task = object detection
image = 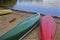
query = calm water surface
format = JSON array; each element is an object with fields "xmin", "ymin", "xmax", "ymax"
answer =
[
  {"xmin": 12, "ymin": 0, "xmax": 60, "ymax": 17},
  {"xmin": 0, "ymin": 0, "xmax": 60, "ymax": 17}
]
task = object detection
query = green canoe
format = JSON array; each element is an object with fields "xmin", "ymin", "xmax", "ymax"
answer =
[{"xmin": 0, "ymin": 14, "xmax": 40, "ymax": 40}]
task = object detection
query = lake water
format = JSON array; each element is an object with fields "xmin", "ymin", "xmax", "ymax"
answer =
[{"xmin": 0, "ymin": 0, "xmax": 60, "ymax": 17}]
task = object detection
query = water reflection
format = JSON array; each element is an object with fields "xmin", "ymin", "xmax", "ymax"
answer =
[
  {"xmin": 0, "ymin": 0, "xmax": 60, "ymax": 17},
  {"xmin": 12, "ymin": 0, "xmax": 60, "ymax": 17}
]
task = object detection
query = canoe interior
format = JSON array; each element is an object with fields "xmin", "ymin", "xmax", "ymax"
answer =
[{"xmin": 0, "ymin": 9, "xmax": 35, "ymax": 37}]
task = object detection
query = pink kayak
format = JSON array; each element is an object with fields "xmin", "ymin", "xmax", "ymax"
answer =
[{"xmin": 40, "ymin": 14, "xmax": 56, "ymax": 40}]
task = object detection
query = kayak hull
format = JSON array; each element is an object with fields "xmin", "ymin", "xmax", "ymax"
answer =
[{"xmin": 40, "ymin": 14, "xmax": 56, "ymax": 40}]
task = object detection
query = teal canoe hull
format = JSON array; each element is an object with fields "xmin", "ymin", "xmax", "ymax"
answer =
[{"xmin": 0, "ymin": 14, "xmax": 40, "ymax": 40}]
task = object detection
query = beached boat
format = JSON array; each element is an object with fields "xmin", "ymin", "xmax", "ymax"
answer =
[
  {"xmin": 0, "ymin": 10, "xmax": 12, "ymax": 15},
  {"xmin": 40, "ymin": 14, "xmax": 56, "ymax": 40},
  {"xmin": 0, "ymin": 14, "xmax": 40, "ymax": 40}
]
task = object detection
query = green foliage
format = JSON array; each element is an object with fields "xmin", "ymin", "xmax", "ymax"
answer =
[{"xmin": 0, "ymin": 0, "xmax": 17, "ymax": 7}]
